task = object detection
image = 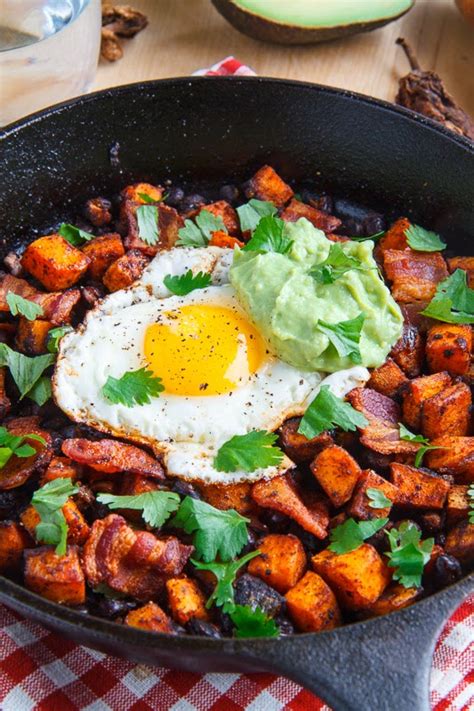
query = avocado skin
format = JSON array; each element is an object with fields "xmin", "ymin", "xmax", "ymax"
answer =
[{"xmin": 212, "ymin": 0, "xmax": 414, "ymax": 45}]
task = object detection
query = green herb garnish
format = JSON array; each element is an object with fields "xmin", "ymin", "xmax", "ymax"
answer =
[
  {"xmin": 367, "ymin": 488, "xmax": 392, "ymax": 510},
  {"xmin": 328, "ymin": 517, "xmax": 389, "ymax": 554},
  {"xmin": 236, "ymin": 199, "xmax": 277, "ymax": 233},
  {"xmin": 468, "ymin": 484, "xmax": 474, "ymax": 524},
  {"xmin": 31, "ymin": 478, "xmax": 79, "ymax": 556},
  {"xmin": 243, "ymin": 216, "xmax": 292, "ymax": 254},
  {"xmin": 214, "ymin": 430, "xmax": 284, "ymax": 474},
  {"xmin": 27, "ymin": 376, "xmax": 52, "ymax": 407},
  {"xmin": 0, "ymin": 426, "xmax": 46, "ymax": 469},
  {"xmin": 137, "ymin": 192, "xmax": 161, "ymax": 204},
  {"xmin": 298, "ymin": 385, "xmax": 368, "ymax": 439},
  {"xmin": 6, "ymin": 293, "xmax": 43, "ymax": 321},
  {"xmin": 385, "ymin": 521, "xmax": 434, "ymax": 588},
  {"xmin": 421, "ymin": 270, "xmax": 474, "ymax": 324},
  {"xmin": 230, "ymin": 605, "xmax": 279, "ymax": 638},
  {"xmin": 163, "ymin": 270, "xmax": 212, "ymax": 296},
  {"xmin": 399, "ymin": 423, "xmax": 443, "ymax": 467},
  {"xmin": 191, "ymin": 550, "xmax": 261, "ymax": 613},
  {"xmin": 350, "ymin": 231, "xmax": 385, "ymax": 243},
  {"xmin": 404, "ymin": 224, "xmax": 446, "ymax": 252},
  {"xmin": 317, "ymin": 313, "xmax": 365, "ymax": 365},
  {"xmin": 47, "ymin": 325, "xmax": 73, "ymax": 354},
  {"xmin": 136, "ymin": 205, "xmax": 160, "ymax": 246},
  {"xmin": 310, "ymin": 244, "xmax": 366, "ymax": 284},
  {"xmin": 59, "ymin": 223, "xmax": 95, "ymax": 246},
  {"xmin": 0, "ymin": 344, "xmax": 54, "ymax": 401},
  {"xmin": 177, "ymin": 211, "xmax": 227, "ymax": 247},
  {"xmin": 102, "ymin": 367, "xmax": 164, "ymax": 407},
  {"xmin": 96, "ymin": 491, "xmax": 180, "ymax": 528}
]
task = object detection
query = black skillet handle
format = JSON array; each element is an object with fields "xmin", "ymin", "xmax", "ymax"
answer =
[{"xmin": 239, "ymin": 578, "xmax": 473, "ymax": 711}]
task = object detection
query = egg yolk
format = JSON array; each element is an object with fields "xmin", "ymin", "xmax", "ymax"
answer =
[{"xmin": 144, "ymin": 304, "xmax": 266, "ymax": 396}]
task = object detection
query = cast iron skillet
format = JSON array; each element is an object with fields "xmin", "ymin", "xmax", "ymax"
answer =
[{"xmin": 0, "ymin": 78, "xmax": 473, "ymax": 711}]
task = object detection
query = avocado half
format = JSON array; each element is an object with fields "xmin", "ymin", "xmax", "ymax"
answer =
[{"xmin": 212, "ymin": 0, "xmax": 415, "ymax": 45}]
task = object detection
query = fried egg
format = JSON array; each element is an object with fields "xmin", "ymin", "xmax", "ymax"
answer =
[{"xmin": 53, "ymin": 247, "xmax": 369, "ymax": 484}]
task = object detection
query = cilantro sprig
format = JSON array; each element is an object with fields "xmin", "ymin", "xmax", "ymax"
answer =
[
  {"xmin": 385, "ymin": 521, "xmax": 434, "ymax": 588},
  {"xmin": 6, "ymin": 293, "xmax": 43, "ymax": 321},
  {"xmin": 97, "ymin": 491, "xmax": 180, "ymax": 528},
  {"xmin": 171, "ymin": 496, "xmax": 250, "ymax": 562},
  {"xmin": 328, "ymin": 517, "xmax": 388, "ymax": 554},
  {"xmin": 59, "ymin": 223, "xmax": 95, "ymax": 246},
  {"xmin": 298, "ymin": 386, "xmax": 368, "ymax": 439},
  {"xmin": 0, "ymin": 344, "xmax": 54, "ymax": 402},
  {"xmin": 31, "ymin": 477, "xmax": 79, "ymax": 556},
  {"xmin": 137, "ymin": 192, "xmax": 162, "ymax": 204},
  {"xmin": 137, "ymin": 205, "xmax": 160, "ymax": 246},
  {"xmin": 317, "ymin": 313, "xmax": 365, "ymax": 365},
  {"xmin": 350, "ymin": 231, "xmax": 385, "ymax": 243},
  {"xmin": 399, "ymin": 423, "xmax": 443, "ymax": 467},
  {"xmin": 468, "ymin": 484, "xmax": 474, "ymax": 524},
  {"xmin": 0, "ymin": 426, "xmax": 46, "ymax": 469},
  {"xmin": 192, "ymin": 550, "xmax": 261, "ymax": 613},
  {"xmin": 367, "ymin": 488, "xmax": 392, "ymax": 510},
  {"xmin": 243, "ymin": 216, "xmax": 293, "ymax": 255},
  {"xmin": 177, "ymin": 211, "xmax": 227, "ymax": 248},
  {"xmin": 421, "ymin": 270, "xmax": 474, "ymax": 324},
  {"xmin": 310, "ymin": 244, "xmax": 366, "ymax": 284},
  {"xmin": 163, "ymin": 270, "xmax": 211, "ymax": 296},
  {"xmin": 230, "ymin": 605, "xmax": 279, "ymax": 638},
  {"xmin": 214, "ymin": 430, "xmax": 284, "ymax": 474},
  {"xmin": 102, "ymin": 367, "xmax": 164, "ymax": 407},
  {"xmin": 47, "ymin": 325, "xmax": 73, "ymax": 354},
  {"xmin": 404, "ymin": 224, "xmax": 446, "ymax": 252},
  {"xmin": 236, "ymin": 199, "xmax": 277, "ymax": 233}
]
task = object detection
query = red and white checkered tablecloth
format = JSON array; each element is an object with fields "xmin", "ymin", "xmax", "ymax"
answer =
[{"xmin": 1, "ymin": 57, "xmax": 473, "ymax": 711}]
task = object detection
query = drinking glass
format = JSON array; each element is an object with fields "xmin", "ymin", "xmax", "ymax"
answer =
[{"xmin": 0, "ymin": 0, "xmax": 101, "ymax": 126}]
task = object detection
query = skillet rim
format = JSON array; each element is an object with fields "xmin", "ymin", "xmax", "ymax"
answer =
[{"xmin": 0, "ymin": 76, "xmax": 473, "ymax": 648}]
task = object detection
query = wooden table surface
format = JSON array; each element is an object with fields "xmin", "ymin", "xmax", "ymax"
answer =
[{"xmin": 95, "ymin": 0, "xmax": 474, "ymax": 115}]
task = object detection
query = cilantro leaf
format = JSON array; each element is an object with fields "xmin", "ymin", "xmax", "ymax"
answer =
[
  {"xmin": 317, "ymin": 313, "xmax": 365, "ymax": 365},
  {"xmin": 298, "ymin": 385, "xmax": 369, "ymax": 439},
  {"xmin": 0, "ymin": 344, "xmax": 54, "ymax": 400},
  {"xmin": 59, "ymin": 223, "xmax": 95, "ymax": 246},
  {"xmin": 214, "ymin": 430, "xmax": 284, "ymax": 474},
  {"xmin": 0, "ymin": 426, "xmax": 46, "ymax": 469},
  {"xmin": 243, "ymin": 216, "xmax": 293, "ymax": 254},
  {"xmin": 177, "ymin": 219, "xmax": 208, "ymax": 247},
  {"xmin": 102, "ymin": 367, "xmax": 164, "ymax": 407},
  {"xmin": 96, "ymin": 491, "xmax": 180, "ymax": 528},
  {"xmin": 31, "ymin": 477, "xmax": 79, "ymax": 556},
  {"xmin": 405, "ymin": 224, "xmax": 446, "ymax": 252},
  {"xmin": 421, "ymin": 270, "xmax": 474, "ymax": 324},
  {"xmin": 195, "ymin": 211, "xmax": 226, "ymax": 239},
  {"xmin": 170, "ymin": 496, "xmax": 250, "ymax": 562},
  {"xmin": 329, "ymin": 517, "xmax": 388, "ymax": 554},
  {"xmin": 27, "ymin": 376, "xmax": 52, "ymax": 406},
  {"xmin": 398, "ymin": 423, "xmax": 443, "ymax": 467},
  {"xmin": 468, "ymin": 484, "xmax": 474, "ymax": 524},
  {"xmin": 191, "ymin": 550, "xmax": 261, "ymax": 613},
  {"xmin": 236, "ymin": 199, "xmax": 277, "ymax": 233},
  {"xmin": 6, "ymin": 293, "xmax": 43, "ymax": 321},
  {"xmin": 385, "ymin": 521, "xmax": 434, "ymax": 588},
  {"xmin": 164, "ymin": 270, "xmax": 212, "ymax": 296},
  {"xmin": 367, "ymin": 488, "xmax": 392, "ymax": 510},
  {"xmin": 47, "ymin": 325, "xmax": 73, "ymax": 354},
  {"xmin": 137, "ymin": 192, "xmax": 161, "ymax": 204},
  {"xmin": 230, "ymin": 605, "xmax": 279, "ymax": 638},
  {"xmin": 136, "ymin": 205, "xmax": 159, "ymax": 246},
  {"xmin": 310, "ymin": 244, "xmax": 366, "ymax": 284},
  {"xmin": 350, "ymin": 231, "xmax": 385, "ymax": 243}
]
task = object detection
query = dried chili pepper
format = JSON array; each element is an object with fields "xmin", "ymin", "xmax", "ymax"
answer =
[{"xmin": 396, "ymin": 37, "xmax": 474, "ymax": 141}]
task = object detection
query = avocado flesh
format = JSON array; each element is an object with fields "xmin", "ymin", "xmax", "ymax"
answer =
[{"xmin": 212, "ymin": 0, "xmax": 414, "ymax": 44}]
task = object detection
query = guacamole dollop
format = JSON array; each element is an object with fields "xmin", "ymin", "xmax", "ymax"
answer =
[{"xmin": 230, "ymin": 218, "xmax": 403, "ymax": 373}]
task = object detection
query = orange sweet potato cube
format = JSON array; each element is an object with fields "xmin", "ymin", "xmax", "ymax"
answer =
[
  {"xmin": 245, "ymin": 165, "xmax": 294, "ymax": 207},
  {"xmin": 125, "ymin": 602, "xmax": 177, "ymax": 633},
  {"xmin": 447, "ymin": 485, "xmax": 470, "ymax": 526},
  {"xmin": 368, "ymin": 358, "xmax": 408, "ymax": 398},
  {"xmin": 280, "ymin": 199, "xmax": 341, "ymax": 234},
  {"xmin": 82, "ymin": 233, "xmax": 125, "ymax": 280},
  {"xmin": 402, "ymin": 372, "xmax": 451, "ymax": 431},
  {"xmin": 166, "ymin": 576, "xmax": 209, "ymax": 625},
  {"xmin": 15, "ymin": 318, "xmax": 53, "ymax": 355},
  {"xmin": 390, "ymin": 324, "xmax": 424, "ymax": 378},
  {"xmin": 279, "ymin": 417, "xmax": 333, "ymax": 463},
  {"xmin": 376, "ymin": 217, "xmax": 411, "ymax": 256},
  {"xmin": 425, "ymin": 436, "xmax": 474, "ymax": 483},
  {"xmin": 121, "ymin": 182, "xmax": 163, "ymax": 204},
  {"xmin": 247, "ymin": 534, "xmax": 307, "ymax": 593},
  {"xmin": 312, "ymin": 544, "xmax": 391, "ymax": 610},
  {"xmin": 421, "ymin": 381, "xmax": 471, "ymax": 439},
  {"xmin": 24, "ymin": 545, "xmax": 85, "ymax": 605},
  {"xmin": 285, "ymin": 571, "xmax": 341, "ymax": 632},
  {"xmin": 447, "ymin": 257, "xmax": 474, "ymax": 288},
  {"xmin": 358, "ymin": 583, "xmax": 420, "ymax": 618},
  {"xmin": 0, "ymin": 521, "xmax": 32, "ymax": 572},
  {"xmin": 21, "ymin": 500, "xmax": 89, "ymax": 545},
  {"xmin": 40, "ymin": 456, "xmax": 82, "ymax": 485},
  {"xmin": 208, "ymin": 231, "xmax": 244, "ymax": 249},
  {"xmin": 426, "ymin": 324, "xmax": 472, "ymax": 376},
  {"xmin": 201, "ymin": 201, "xmax": 240, "ymax": 235},
  {"xmin": 383, "ymin": 249, "xmax": 448, "ymax": 303},
  {"xmin": 346, "ymin": 469, "xmax": 397, "ymax": 520},
  {"xmin": 103, "ymin": 250, "xmax": 149, "ymax": 292},
  {"xmin": 200, "ymin": 482, "xmax": 257, "ymax": 516},
  {"xmin": 390, "ymin": 463, "xmax": 450, "ymax": 510},
  {"xmin": 310, "ymin": 445, "xmax": 362, "ymax": 508},
  {"xmin": 445, "ymin": 521, "xmax": 474, "ymax": 566},
  {"xmin": 22, "ymin": 235, "xmax": 90, "ymax": 291}
]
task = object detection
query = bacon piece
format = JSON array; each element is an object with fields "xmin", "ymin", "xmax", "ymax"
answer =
[
  {"xmin": 0, "ymin": 273, "xmax": 80, "ymax": 324},
  {"xmin": 280, "ymin": 199, "xmax": 342, "ymax": 234},
  {"xmin": 347, "ymin": 388, "xmax": 419, "ymax": 456},
  {"xmin": 0, "ymin": 417, "xmax": 52, "ymax": 490},
  {"xmin": 201, "ymin": 201, "xmax": 241, "ymax": 236},
  {"xmin": 83, "ymin": 514, "xmax": 193, "ymax": 600},
  {"xmin": 61, "ymin": 438, "xmax": 164, "ymax": 479},
  {"xmin": 383, "ymin": 249, "xmax": 448, "ymax": 302}
]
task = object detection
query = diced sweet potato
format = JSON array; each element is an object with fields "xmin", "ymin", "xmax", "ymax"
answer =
[
  {"xmin": 122, "ymin": 201, "xmax": 183, "ymax": 256},
  {"xmin": 447, "ymin": 485, "xmax": 470, "ymax": 526},
  {"xmin": 279, "ymin": 417, "xmax": 333, "ymax": 463},
  {"xmin": 166, "ymin": 576, "xmax": 209, "ymax": 625},
  {"xmin": 280, "ymin": 199, "xmax": 341, "ymax": 233},
  {"xmin": 21, "ymin": 235, "xmax": 90, "ymax": 291},
  {"xmin": 0, "ymin": 368, "xmax": 11, "ymax": 421},
  {"xmin": 199, "ymin": 482, "xmax": 257, "ymax": 516},
  {"xmin": 40, "ymin": 456, "xmax": 82, "ymax": 485},
  {"xmin": 368, "ymin": 358, "xmax": 408, "ymax": 398},
  {"xmin": 102, "ymin": 250, "xmax": 149, "ymax": 292},
  {"xmin": 201, "ymin": 201, "xmax": 240, "ymax": 236},
  {"xmin": 247, "ymin": 534, "xmax": 306, "ymax": 593},
  {"xmin": 285, "ymin": 571, "xmax": 341, "ymax": 632},
  {"xmin": 375, "ymin": 217, "xmax": 411, "ymax": 257},
  {"xmin": 383, "ymin": 250, "xmax": 448, "ymax": 303},
  {"xmin": 82, "ymin": 233, "xmax": 125, "ymax": 280},
  {"xmin": 312, "ymin": 544, "xmax": 391, "ymax": 610},
  {"xmin": 125, "ymin": 602, "xmax": 177, "ymax": 633},
  {"xmin": 24, "ymin": 545, "xmax": 85, "ymax": 605},
  {"xmin": 252, "ymin": 474, "xmax": 328, "ymax": 539},
  {"xmin": 121, "ymin": 182, "xmax": 164, "ymax": 204},
  {"xmin": 15, "ymin": 318, "xmax": 53, "ymax": 355},
  {"xmin": 390, "ymin": 324, "xmax": 424, "ymax": 378},
  {"xmin": 421, "ymin": 381, "xmax": 471, "ymax": 439},
  {"xmin": 401, "ymin": 372, "xmax": 451, "ymax": 431},
  {"xmin": 118, "ymin": 473, "xmax": 163, "ymax": 522},
  {"xmin": 21, "ymin": 500, "xmax": 90, "ymax": 545},
  {"xmin": 347, "ymin": 469, "xmax": 397, "ymax": 520},
  {"xmin": 62, "ymin": 438, "xmax": 164, "ymax": 478},
  {"xmin": 358, "ymin": 583, "xmax": 420, "ymax": 618},
  {"xmin": 245, "ymin": 165, "xmax": 293, "ymax": 207},
  {"xmin": 425, "ymin": 437, "xmax": 474, "ymax": 483},
  {"xmin": 390, "ymin": 463, "xmax": 450, "ymax": 510},
  {"xmin": 310, "ymin": 445, "xmax": 361, "ymax": 508},
  {"xmin": 0, "ymin": 417, "xmax": 52, "ymax": 490},
  {"xmin": 426, "ymin": 324, "xmax": 472, "ymax": 376},
  {"xmin": 83, "ymin": 196, "xmax": 112, "ymax": 227},
  {"xmin": 447, "ymin": 256, "xmax": 474, "ymax": 288},
  {"xmin": 0, "ymin": 521, "xmax": 32, "ymax": 572},
  {"xmin": 445, "ymin": 520, "xmax": 474, "ymax": 566},
  {"xmin": 208, "ymin": 231, "xmax": 244, "ymax": 249}
]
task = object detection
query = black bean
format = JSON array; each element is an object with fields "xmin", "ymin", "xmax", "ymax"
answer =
[
  {"xmin": 275, "ymin": 615, "xmax": 294, "ymax": 636},
  {"xmin": 92, "ymin": 596, "xmax": 138, "ymax": 620},
  {"xmin": 287, "ymin": 522, "xmax": 322, "ymax": 556},
  {"xmin": 180, "ymin": 194, "xmax": 207, "ymax": 213},
  {"xmin": 186, "ymin": 618, "xmax": 222, "ymax": 639},
  {"xmin": 4, "ymin": 252, "xmax": 23, "ymax": 277},
  {"xmin": 219, "ymin": 185, "xmax": 240, "ymax": 204},
  {"xmin": 431, "ymin": 554, "xmax": 463, "ymax": 590},
  {"xmin": 333, "ymin": 198, "xmax": 385, "ymax": 237},
  {"xmin": 85, "ymin": 500, "xmax": 111, "ymax": 523},
  {"xmin": 300, "ymin": 190, "xmax": 334, "ymax": 214},
  {"xmin": 165, "ymin": 187, "xmax": 185, "ymax": 207},
  {"xmin": 240, "ymin": 528, "xmax": 258, "ymax": 555},
  {"xmin": 234, "ymin": 574, "xmax": 285, "ymax": 618},
  {"xmin": 260, "ymin": 510, "xmax": 290, "ymax": 533},
  {"xmin": 171, "ymin": 479, "xmax": 201, "ymax": 500},
  {"xmin": 0, "ymin": 491, "xmax": 28, "ymax": 520},
  {"xmin": 364, "ymin": 214, "xmax": 385, "ymax": 236},
  {"xmin": 418, "ymin": 511, "xmax": 445, "ymax": 536}
]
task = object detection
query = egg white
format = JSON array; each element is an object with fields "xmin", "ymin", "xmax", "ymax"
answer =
[{"xmin": 53, "ymin": 248, "xmax": 369, "ymax": 484}]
